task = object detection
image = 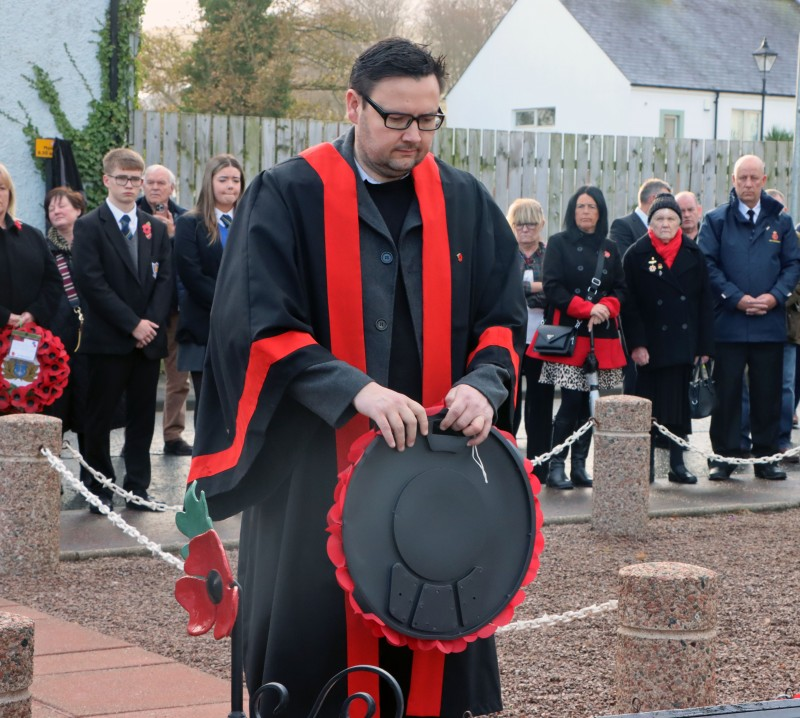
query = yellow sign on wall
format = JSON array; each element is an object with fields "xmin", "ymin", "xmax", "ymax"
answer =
[{"xmin": 35, "ymin": 138, "xmax": 54, "ymax": 159}]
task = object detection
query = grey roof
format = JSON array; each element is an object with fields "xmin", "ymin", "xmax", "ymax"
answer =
[{"xmin": 560, "ymin": 0, "xmax": 800, "ymax": 96}]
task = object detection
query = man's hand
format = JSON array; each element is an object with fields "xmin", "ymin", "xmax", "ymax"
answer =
[
  {"xmin": 587, "ymin": 303, "xmax": 610, "ymax": 329},
  {"xmin": 753, "ymin": 293, "xmax": 777, "ymax": 311},
  {"xmin": 152, "ymin": 208, "xmax": 175, "ymax": 237},
  {"xmin": 439, "ymin": 384, "xmax": 494, "ymax": 447},
  {"xmin": 7, "ymin": 313, "xmax": 20, "ymax": 327},
  {"xmin": 18, "ymin": 311, "xmax": 35, "ymax": 326},
  {"xmin": 132, "ymin": 319, "xmax": 159, "ymax": 347},
  {"xmin": 631, "ymin": 346, "xmax": 649, "ymax": 366},
  {"xmin": 353, "ymin": 382, "xmax": 428, "ymax": 451},
  {"xmin": 736, "ymin": 294, "xmax": 774, "ymax": 315}
]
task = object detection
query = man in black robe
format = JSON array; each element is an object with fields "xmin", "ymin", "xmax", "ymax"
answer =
[{"xmin": 189, "ymin": 38, "xmax": 526, "ymax": 717}]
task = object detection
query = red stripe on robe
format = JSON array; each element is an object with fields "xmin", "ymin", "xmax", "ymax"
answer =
[
  {"xmin": 187, "ymin": 330, "xmax": 316, "ymax": 482},
  {"xmin": 466, "ymin": 326, "xmax": 520, "ymax": 407},
  {"xmin": 302, "ymin": 143, "xmax": 452, "ymax": 717}
]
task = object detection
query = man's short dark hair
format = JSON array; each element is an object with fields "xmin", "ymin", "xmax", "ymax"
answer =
[{"xmin": 349, "ymin": 37, "xmax": 448, "ymax": 97}]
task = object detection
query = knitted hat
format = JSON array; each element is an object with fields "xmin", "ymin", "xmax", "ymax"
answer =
[{"xmin": 648, "ymin": 193, "xmax": 682, "ymax": 223}]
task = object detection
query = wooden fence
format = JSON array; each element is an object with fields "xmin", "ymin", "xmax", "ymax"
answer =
[{"xmin": 130, "ymin": 109, "xmax": 794, "ymax": 228}]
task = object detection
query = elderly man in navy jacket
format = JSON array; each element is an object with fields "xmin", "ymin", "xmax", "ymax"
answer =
[{"xmin": 699, "ymin": 154, "xmax": 800, "ymax": 481}]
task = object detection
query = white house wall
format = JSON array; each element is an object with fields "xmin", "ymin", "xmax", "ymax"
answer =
[
  {"xmin": 446, "ymin": 0, "xmax": 797, "ymax": 141},
  {"xmin": 0, "ymin": 0, "xmax": 107, "ymax": 230},
  {"xmin": 446, "ymin": 0, "xmax": 631, "ymax": 133}
]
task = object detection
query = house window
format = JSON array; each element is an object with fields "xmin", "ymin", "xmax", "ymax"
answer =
[
  {"xmin": 660, "ymin": 111, "xmax": 684, "ymax": 139},
  {"xmin": 731, "ymin": 109, "xmax": 761, "ymax": 141},
  {"xmin": 514, "ymin": 107, "xmax": 555, "ymax": 128}
]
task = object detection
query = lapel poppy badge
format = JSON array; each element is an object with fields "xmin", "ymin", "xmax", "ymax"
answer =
[
  {"xmin": 604, "ymin": 250, "xmax": 611, "ymax": 258},
  {"xmin": 13, "ymin": 219, "xmax": 22, "ymax": 230},
  {"xmin": 456, "ymin": 252, "xmax": 463, "ymax": 262},
  {"xmin": 142, "ymin": 222, "xmax": 152, "ymax": 240}
]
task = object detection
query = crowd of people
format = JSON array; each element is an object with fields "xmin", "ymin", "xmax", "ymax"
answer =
[
  {"xmin": 0, "ymin": 150, "xmax": 239, "ymax": 513},
  {"xmin": 4, "ymin": 36, "xmax": 800, "ymax": 717},
  {"xmin": 514, "ymin": 161, "xmax": 800, "ymax": 488}
]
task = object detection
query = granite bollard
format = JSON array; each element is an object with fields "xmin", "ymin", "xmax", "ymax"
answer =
[
  {"xmin": 592, "ymin": 395, "xmax": 651, "ymax": 537},
  {"xmin": 0, "ymin": 612, "xmax": 34, "ymax": 718},
  {"xmin": 0, "ymin": 414, "xmax": 62, "ymax": 577},
  {"xmin": 616, "ymin": 562, "xmax": 719, "ymax": 713}
]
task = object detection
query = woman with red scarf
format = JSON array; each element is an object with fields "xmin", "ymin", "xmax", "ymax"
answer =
[{"xmin": 622, "ymin": 193, "xmax": 714, "ymax": 484}]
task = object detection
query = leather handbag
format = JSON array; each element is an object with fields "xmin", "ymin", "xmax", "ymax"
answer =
[
  {"xmin": 533, "ymin": 243, "xmax": 607, "ymax": 357},
  {"xmin": 533, "ymin": 322, "xmax": 580, "ymax": 356},
  {"xmin": 689, "ymin": 360, "xmax": 716, "ymax": 419}
]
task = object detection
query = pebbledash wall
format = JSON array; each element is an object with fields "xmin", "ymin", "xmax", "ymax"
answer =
[{"xmin": 0, "ymin": 0, "xmax": 107, "ymax": 232}]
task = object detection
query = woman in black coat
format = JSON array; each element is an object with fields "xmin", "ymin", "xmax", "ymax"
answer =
[
  {"xmin": 622, "ymin": 193, "xmax": 714, "ymax": 484},
  {"xmin": 528, "ymin": 185, "xmax": 627, "ymax": 489},
  {"xmin": 0, "ymin": 164, "xmax": 63, "ymax": 334},
  {"xmin": 174, "ymin": 154, "xmax": 244, "ymax": 408}
]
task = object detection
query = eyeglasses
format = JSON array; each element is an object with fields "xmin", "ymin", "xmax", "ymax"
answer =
[
  {"xmin": 363, "ymin": 95, "xmax": 445, "ymax": 131},
  {"xmin": 514, "ymin": 223, "xmax": 539, "ymax": 230},
  {"xmin": 109, "ymin": 174, "xmax": 144, "ymax": 187}
]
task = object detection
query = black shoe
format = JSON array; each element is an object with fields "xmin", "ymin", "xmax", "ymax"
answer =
[
  {"xmin": 126, "ymin": 493, "xmax": 168, "ymax": 511},
  {"xmin": 89, "ymin": 494, "xmax": 114, "ymax": 514},
  {"xmin": 708, "ymin": 461, "xmax": 733, "ymax": 481},
  {"xmin": 754, "ymin": 463, "xmax": 787, "ymax": 481},
  {"xmin": 546, "ymin": 465, "xmax": 574, "ymax": 490},
  {"xmin": 164, "ymin": 438, "xmax": 194, "ymax": 456},
  {"xmin": 570, "ymin": 466, "xmax": 593, "ymax": 488},
  {"xmin": 668, "ymin": 466, "xmax": 698, "ymax": 484}
]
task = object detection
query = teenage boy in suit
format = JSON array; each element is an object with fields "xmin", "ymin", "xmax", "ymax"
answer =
[{"xmin": 72, "ymin": 148, "xmax": 173, "ymax": 513}]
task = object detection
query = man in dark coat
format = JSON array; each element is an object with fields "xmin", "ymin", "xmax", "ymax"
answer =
[
  {"xmin": 72, "ymin": 148, "xmax": 173, "ymax": 512},
  {"xmin": 188, "ymin": 38, "xmax": 525, "ymax": 718},
  {"xmin": 698, "ymin": 154, "xmax": 800, "ymax": 481},
  {"xmin": 137, "ymin": 164, "xmax": 192, "ymax": 456}
]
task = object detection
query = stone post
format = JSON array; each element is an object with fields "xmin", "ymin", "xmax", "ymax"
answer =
[
  {"xmin": 616, "ymin": 562, "xmax": 719, "ymax": 713},
  {"xmin": 0, "ymin": 612, "xmax": 34, "ymax": 718},
  {"xmin": 0, "ymin": 414, "xmax": 62, "ymax": 577},
  {"xmin": 592, "ymin": 395, "xmax": 651, "ymax": 537}
]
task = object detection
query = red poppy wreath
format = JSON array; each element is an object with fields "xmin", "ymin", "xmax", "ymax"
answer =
[
  {"xmin": 0, "ymin": 323, "xmax": 70, "ymax": 413},
  {"xmin": 327, "ymin": 406, "xmax": 544, "ymax": 653}
]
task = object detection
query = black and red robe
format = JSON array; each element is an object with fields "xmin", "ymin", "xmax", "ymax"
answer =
[{"xmin": 188, "ymin": 130, "xmax": 526, "ymax": 717}]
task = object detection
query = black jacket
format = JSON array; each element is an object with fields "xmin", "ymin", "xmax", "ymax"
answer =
[
  {"xmin": 72, "ymin": 203, "xmax": 172, "ymax": 359},
  {"xmin": 622, "ymin": 233, "xmax": 714, "ymax": 367},
  {"xmin": 610, "ymin": 210, "xmax": 647, "ymax": 258},
  {"xmin": 173, "ymin": 212, "xmax": 223, "ymax": 346},
  {"xmin": 0, "ymin": 220, "xmax": 63, "ymax": 328}
]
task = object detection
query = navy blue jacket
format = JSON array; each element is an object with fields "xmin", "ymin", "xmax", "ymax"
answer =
[{"xmin": 698, "ymin": 188, "xmax": 800, "ymax": 343}]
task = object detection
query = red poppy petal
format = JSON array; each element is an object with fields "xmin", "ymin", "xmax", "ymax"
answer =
[
  {"xmin": 213, "ymin": 584, "xmax": 240, "ymax": 639},
  {"xmin": 185, "ymin": 530, "xmax": 234, "ymax": 584},
  {"xmin": 175, "ymin": 577, "xmax": 215, "ymax": 636}
]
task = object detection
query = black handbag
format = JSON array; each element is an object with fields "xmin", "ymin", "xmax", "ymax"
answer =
[
  {"xmin": 689, "ymin": 360, "xmax": 716, "ymax": 419},
  {"xmin": 533, "ymin": 322, "xmax": 580, "ymax": 356},
  {"xmin": 533, "ymin": 243, "xmax": 606, "ymax": 357}
]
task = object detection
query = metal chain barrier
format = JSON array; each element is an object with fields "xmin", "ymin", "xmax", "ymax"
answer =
[
  {"xmin": 44, "ymin": 435, "xmax": 617, "ymax": 633},
  {"xmin": 528, "ymin": 418, "xmax": 595, "ymax": 466},
  {"xmin": 496, "ymin": 600, "xmax": 618, "ymax": 633},
  {"xmin": 60, "ymin": 441, "xmax": 183, "ymax": 511},
  {"xmin": 651, "ymin": 420, "xmax": 800, "ymax": 466},
  {"xmin": 41, "ymin": 444, "xmax": 184, "ymax": 571}
]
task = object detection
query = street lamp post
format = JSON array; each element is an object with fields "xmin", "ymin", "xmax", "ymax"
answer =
[{"xmin": 752, "ymin": 37, "xmax": 779, "ymax": 141}]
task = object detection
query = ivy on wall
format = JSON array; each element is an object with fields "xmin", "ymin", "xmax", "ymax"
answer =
[{"xmin": 12, "ymin": 0, "xmax": 145, "ymax": 208}]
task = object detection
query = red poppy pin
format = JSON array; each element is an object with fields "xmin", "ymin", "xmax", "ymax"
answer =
[
  {"xmin": 13, "ymin": 219, "xmax": 22, "ymax": 230},
  {"xmin": 142, "ymin": 222, "xmax": 152, "ymax": 240},
  {"xmin": 457, "ymin": 252, "xmax": 463, "ymax": 263},
  {"xmin": 604, "ymin": 250, "xmax": 611, "ymax": 258}
]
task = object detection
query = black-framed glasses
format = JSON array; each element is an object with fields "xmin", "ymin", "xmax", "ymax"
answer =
[
  {"xmin": 108, "ymin": 174, "xmax": 144, "ymax": 187},
  {"xmin": 363, "ymin": 95, "xmax": 445, "ymax": 131},
  {"xmin": 514, "ymin": 222, "xmax": 540, "ymax": 230}
]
